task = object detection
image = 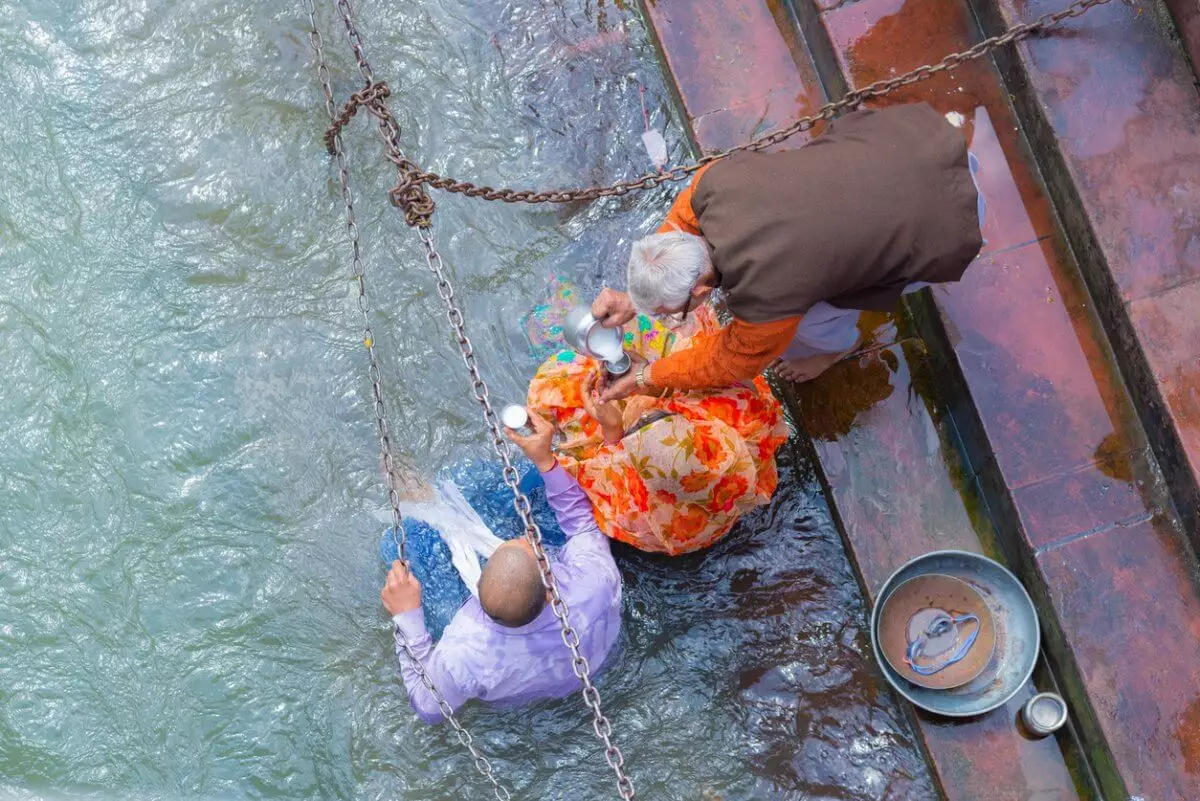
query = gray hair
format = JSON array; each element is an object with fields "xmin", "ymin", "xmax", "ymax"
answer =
[{"xmin": 626, "ymin": 230, "xmax": 710, "ymax": 313}]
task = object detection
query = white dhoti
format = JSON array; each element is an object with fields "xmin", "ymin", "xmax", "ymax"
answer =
[{"xmin": 400, "ymin": 480, "xmax": 503, "ymax": 596}]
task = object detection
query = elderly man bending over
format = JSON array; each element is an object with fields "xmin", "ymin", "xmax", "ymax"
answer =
[
  {"xmin": 597, "ymin": 102, "xmax": 985, "ymax": 398},
  {"xmin": 381, "ymin": 412, "xmax": 621, "ymax": 723}
]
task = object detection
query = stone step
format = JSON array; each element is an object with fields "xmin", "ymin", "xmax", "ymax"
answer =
[
  {"xmin": 812, "ymin": 0, "xmax": 1200, "ymax": 797},
  {"xmin": 974, "ymin": 0, "xmax": 1200, "ymax": 560},
  {"xmin": 784, "ymin": 342, "xmax": 1097, "ymax": 800},
  {"xmin": 636, "ymin": 0, "xmax": 1095, "ymax": 798},
  {"xmin": 1166, "ymin": 0, "xmax": 1200, "ymax": 77}
]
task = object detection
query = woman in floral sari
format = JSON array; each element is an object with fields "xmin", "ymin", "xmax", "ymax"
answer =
[{"xmin": 522, "ymin": 277, "xmax": 789, "ymax": 555}]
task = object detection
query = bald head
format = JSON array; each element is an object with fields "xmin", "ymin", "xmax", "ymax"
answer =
[{"xmin": 478, "ymin": 540, "xmax": 546, "ymax": 627}]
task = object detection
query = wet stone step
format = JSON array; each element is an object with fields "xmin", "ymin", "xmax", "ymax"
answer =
[
  {"xmin": 816, "ymin": 0, "xmax": 1200, "ymax": 797},
  {"xmin": 971, "ymin": 0, "xmax": 1200, "ymax": 543},
  {"xmin": 1167, "ymin": 0, "xmax": 1200, "ymax": 72},
  {"xmin": 638, "ymin": 0, "xmax": 829, "ymax": 151},
  {"xmin": 636, "ymin": 0, "xmax": 1092, "ymax": 798},
  {"xmin": 785, "ymin": 340, "xmax": 1090, "ymax": 801}
]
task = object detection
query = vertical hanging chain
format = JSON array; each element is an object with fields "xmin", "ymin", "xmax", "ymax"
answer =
[
  {"xmin": 324, "ymin": 2, "xmax": 635, "ymax": 797},
  {"xmin": 416, "ymin": 224, "xmax": 635, "ymax": 798},
  {"xmin": 306, "ymin": 4, "xmax": 512, "ymax": 800},
  {"xmin": 310, "ymin": 16, "xmax": 402, "ymax": 564}
]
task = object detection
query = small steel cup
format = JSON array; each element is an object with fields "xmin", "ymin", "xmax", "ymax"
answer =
[
  {"xmin": 501, "ymin": 405, "xmax": 535, "ymax": 437},
  {"xmin": 1020, "ymin": 692, "xmax": 1068, "ymax": 737},
  {"xmin": 563, "ymin": 304, "xmax": 631, "ymax": 376}
]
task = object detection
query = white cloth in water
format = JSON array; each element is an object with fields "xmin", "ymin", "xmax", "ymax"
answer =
[
  {"xmin": 399, "ymin": 480, "xmax": 503, "ymax": 596},
  {"xmin": 642, "ymin": 129, "xmax": 668, "ymax": 170}
]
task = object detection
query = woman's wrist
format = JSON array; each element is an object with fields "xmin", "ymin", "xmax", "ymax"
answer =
[{"xmin": 533, "ymin": 453, "xmax": 558, "ymax": 473}]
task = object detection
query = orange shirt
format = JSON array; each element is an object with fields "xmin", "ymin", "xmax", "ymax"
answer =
[{"xmin": 648, "ymin": 165, "xmax": 802, "ymax": 390}]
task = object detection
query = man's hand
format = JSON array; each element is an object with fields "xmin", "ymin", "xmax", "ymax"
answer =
[
  {"xmin": 505, "ymin": 409, "xmax": 557, "ymax": 472},
  {"xmin": 591, "ymin": 288, "xmax": 636, "ymax": 328},
  {"xmin": 583, "ymin": 371, "xmax": 623, "ymax": 442},
  {"xmin": 382, "ymin": 561, "xmax": 422, "ymax": 616}
]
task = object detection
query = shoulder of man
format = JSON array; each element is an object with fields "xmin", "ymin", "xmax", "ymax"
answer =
[{"xmin": 553, "ymin": 542, "xmax": 622, "ymax": 604}]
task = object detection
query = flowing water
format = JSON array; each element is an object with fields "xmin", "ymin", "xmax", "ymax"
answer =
[{"xmin": 0, "ymin": 0, "xmax": 934, "ymax": 798}]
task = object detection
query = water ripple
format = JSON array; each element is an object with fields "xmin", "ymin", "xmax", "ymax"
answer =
[{"xmin": 0, "ymin": 0, "xmax": 931, "ymax": 798}]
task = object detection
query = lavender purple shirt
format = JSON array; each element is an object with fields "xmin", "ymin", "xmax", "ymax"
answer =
[{"xmin": 392, "ymin": 465, "xmax": 622, "ymax": 723}]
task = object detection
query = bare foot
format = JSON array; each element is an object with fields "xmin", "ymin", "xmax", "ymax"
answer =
[{"xmin": 774, "ymin": 349, "xmax": 850, "ymax": 383}]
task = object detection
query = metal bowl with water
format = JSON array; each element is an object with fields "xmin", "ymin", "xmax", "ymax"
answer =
[{"xmin": 870, "ymin": 550, "xmax": 1040, "ymax": 717}]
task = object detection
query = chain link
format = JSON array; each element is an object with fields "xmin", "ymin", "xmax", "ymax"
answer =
[
  {"xmin": 324, "ymin": 79, "xmax": 391, "ymax": 154},
  {"xmin": 318, "ymin": 2, "xmax": 637, "ymax": 796},
  {"xmin": 385, "ymin": 0, "xmax": 1109, "ymax": 210},
  {"xmin": 416, "ymin": 224, "xmax": 636, "ymax": 799},
  {"xmin": 306, "ymin": 4, "xmax": 512, "ymax": 800},
  {"xmin": 328, "ymin": 0, "xmax": 437, "ymax": 227},
  {"xmin": 304, "ymin": 0, "xmax": 1111, "ymax": 796}
]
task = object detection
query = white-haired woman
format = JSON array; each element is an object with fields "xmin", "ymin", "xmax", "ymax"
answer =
[{"xmin": 594, "ymin": 102, "xmax": 986, "ymax": 401}]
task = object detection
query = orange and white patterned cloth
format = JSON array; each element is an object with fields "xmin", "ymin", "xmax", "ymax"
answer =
[{"xmin": 527, "ymin": 306, "xmax": 789, "ymax": 555}]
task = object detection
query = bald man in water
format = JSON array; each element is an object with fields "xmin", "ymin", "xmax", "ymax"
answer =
[{"xmin": 381, "ymin": 412, "xmax": 621, "ymax": 723}]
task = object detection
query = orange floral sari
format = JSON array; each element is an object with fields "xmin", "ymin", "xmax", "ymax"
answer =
[{"xmin": 527, "ymin": 306, "xmax": 789, "ymax": 555}]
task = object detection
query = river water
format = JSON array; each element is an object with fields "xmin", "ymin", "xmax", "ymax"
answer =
[{"xmin": 0, "ymin": 0, "xmax": 933, "ymax": 798}]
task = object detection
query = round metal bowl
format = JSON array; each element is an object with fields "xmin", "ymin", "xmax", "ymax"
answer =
[
  {"xmin": 877, "ymin": 573, "xmax": 997, "ymax": 690},
  {"xmin": 870, "ymin": 550, "xmax": 1040, "ymax": 717}
]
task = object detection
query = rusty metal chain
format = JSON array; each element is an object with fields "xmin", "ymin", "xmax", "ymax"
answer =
[
  {"xmin": 306, "ymin": 4, "xmax": 513, "ymax": 800},
  {"xmin": 388, "ymin": 0, "xmax": 1110, "ymax": 211},
  {"xmin": 325, "ymin": 1, "xmax": 636, "ymax": 797},
  {"xmin": 327, "ymin": 0, "xmax": 436, "ymax": 227},
  {"xmin": 304, "ymin": 1, "xmax": 1113, "ymax": 798},
  {"xmin": 323, "ymin": 79, "xmax": 391, "ymax": 154},
  {"xmin": 415, "ymin": 223, "xmax": 636, "ymax": 799}
]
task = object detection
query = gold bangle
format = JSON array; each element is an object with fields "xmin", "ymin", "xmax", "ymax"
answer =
[{"xmin": 635, "ymin": 366, "xmax": 648, "ymax": 389}]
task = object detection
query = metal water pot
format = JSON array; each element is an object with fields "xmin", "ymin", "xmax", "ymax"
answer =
[{"xmin": 563, "ymin": 304, "xmax": 632, "ymax": 376}]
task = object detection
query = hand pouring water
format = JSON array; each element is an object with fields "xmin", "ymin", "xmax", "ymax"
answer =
[{"xmin": 563, "ymin": 304, "xmax": 632, "ymax": 376}]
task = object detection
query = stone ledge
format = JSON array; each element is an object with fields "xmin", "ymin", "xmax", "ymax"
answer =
[
  {"xmin": 781, "ymin": 340, "xmax": 1092, "ymax": 801},
  {"xmin": 971, "ymin": 0, "xmax": 1200, "ymax": 547},
  {"xmin": 812, "ymin": 0, "xmax": 1200, "ymax": 792},
  {"xmin": 636, "ymin": 0, "xmax": 1096, "ymax": 796},
  {"xmin": 1165, "ymin": 0, "xmax": 1200, "ymax": 77}
]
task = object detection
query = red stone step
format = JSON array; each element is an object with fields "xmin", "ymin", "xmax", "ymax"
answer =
[
  {"xmin": 638, "ymin": 1, "xmax": 1093, "ymax": 798},
  {"xmin": 1166, "ymin": 0, "xmax": 1200, "ymax": 77},
  {"xmin": 786, "ymin": 344, "xmax": 1093, "ymax": 800},
  {"xmin": 815, "ymin": 0, "xmax": 1200, "ymax": 797},
  {"xmin": 639, "ymin": 0, "xmax": 829, "ymax": 151},
  {"xmin": 973, "ymin": 0, "xmax": 1200, "ymax": 547}
]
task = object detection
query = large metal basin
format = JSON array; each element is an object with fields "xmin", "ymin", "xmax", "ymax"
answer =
[{"xmin": 870, "ymin": 550, "xmax": 1040, "ymax": 717}]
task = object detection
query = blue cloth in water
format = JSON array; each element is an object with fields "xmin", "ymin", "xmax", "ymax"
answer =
[{"xmin": 379, "ymin": 460, "xmax": 564, "ymax": 639}]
